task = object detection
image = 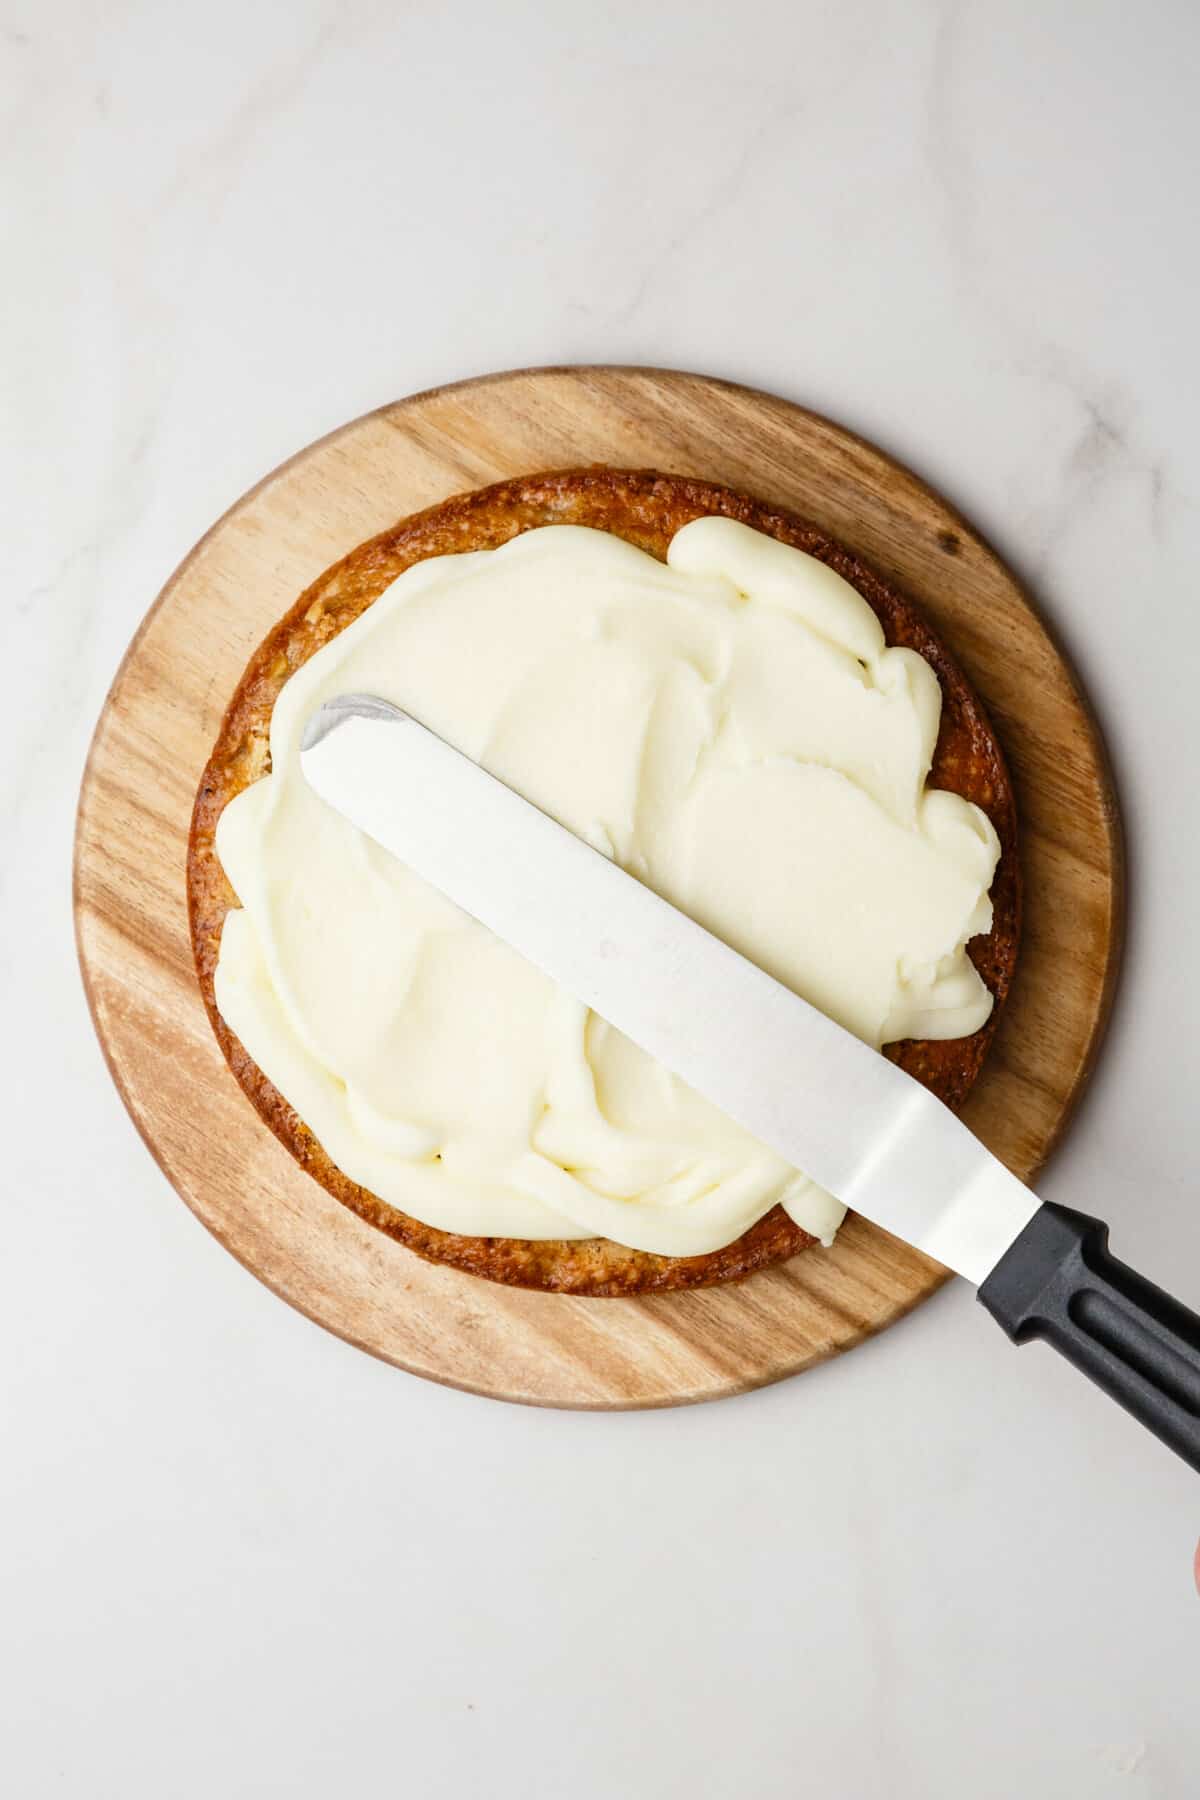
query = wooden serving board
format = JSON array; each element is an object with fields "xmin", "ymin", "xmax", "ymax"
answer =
[{"xmin": 74, "ymin": 367, "xmax": 1122, "ymax": 1408}]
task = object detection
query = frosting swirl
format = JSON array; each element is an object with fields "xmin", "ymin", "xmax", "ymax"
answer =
[{"xmin": 214, "ymin": 517, "xmax": 999, "ymax": 1255}]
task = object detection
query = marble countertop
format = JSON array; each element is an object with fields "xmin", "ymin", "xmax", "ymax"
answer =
[{"xmin": 8, "ymin": 2, "xmax": 1200, "ymax": 1794}]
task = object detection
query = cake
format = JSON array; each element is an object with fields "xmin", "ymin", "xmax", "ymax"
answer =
[{"xmin": 188, "ymin": 469, "xmax": 1019, "ymax": 1295}]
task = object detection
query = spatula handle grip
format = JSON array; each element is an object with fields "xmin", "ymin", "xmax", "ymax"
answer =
[{"xmin": 978, "ymin": 1203, "xmax": 1200, "ymax": 1473}]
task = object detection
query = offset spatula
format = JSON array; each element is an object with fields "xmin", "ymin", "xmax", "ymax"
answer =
[{"xmin": 302, "ymin": 694, "xmax": 1200, "ymax": 1471}]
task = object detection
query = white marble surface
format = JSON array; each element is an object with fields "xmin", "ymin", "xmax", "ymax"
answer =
[{"xmin": 6, "ymin": 1, "xmax": 1200, "ymax": 1793}]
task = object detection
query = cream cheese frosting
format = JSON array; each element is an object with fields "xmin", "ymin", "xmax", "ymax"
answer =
[{"xmin": 214, "ymin": 517, "xmax": 1001, "ymax": 1256}]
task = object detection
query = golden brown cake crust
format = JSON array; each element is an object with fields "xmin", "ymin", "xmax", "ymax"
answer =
[{"xmin": 187, "ymin": 468, "xmax": 1020, "ymax": 1296}]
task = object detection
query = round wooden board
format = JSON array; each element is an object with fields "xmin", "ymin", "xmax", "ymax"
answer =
[{"xmin": 74, "ymin": 367, "xmax": 1122, "ymax": 1408}]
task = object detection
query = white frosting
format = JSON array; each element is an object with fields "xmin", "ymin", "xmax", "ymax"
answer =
[{"xmin": 214, "ymin": 517, "xmax": 1000, "ymax": 1256}]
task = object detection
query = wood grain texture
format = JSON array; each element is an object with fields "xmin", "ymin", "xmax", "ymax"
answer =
[{"xmin": 73, "ymin": 366, "xmax": 1123, "ymax": 1408}]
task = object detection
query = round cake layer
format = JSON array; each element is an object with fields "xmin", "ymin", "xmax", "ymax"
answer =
[{"xmin": 188, "ymin": 469, "xmax": 1020, "ymax": 1295}]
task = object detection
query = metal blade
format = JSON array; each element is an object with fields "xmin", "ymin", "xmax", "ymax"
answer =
[{"xmin": 300, "ymin": 694, "xmax": 1041, "ymax": 1284}]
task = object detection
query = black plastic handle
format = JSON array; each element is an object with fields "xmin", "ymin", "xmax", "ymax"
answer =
[{"xmin": 978, "ymin": 1203, "xmax": 1200, "ymax": 1473}]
